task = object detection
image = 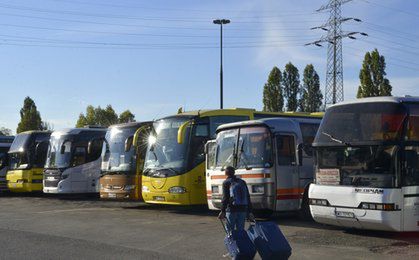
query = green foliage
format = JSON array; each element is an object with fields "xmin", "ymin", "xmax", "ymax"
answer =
[
  {"xmin": 282, "ymin": 62, "xmax": 300, "ymax": 111},
  {"xmin": 177, "ymin": 107, "xmax": 183, "ymax": 114},
  {"xmin": 76, "ymin": 105, "xmax": 135, "ymax": 127},
  {"xmin": 16, "ymin": 97, "xmax": 44, "ymax": 133},
  {"xmin": 0, "ymin": 127, "xmax": 12, "ymax": 136},
  {"xmin": 357, "ymin": 48, "xmax": 392, "ymax": 98},
  {"xmin": 263, "ymin": 66, "xmax": 284, "ymax": 112},
  {"xmin": 299, "ymin": 64, "xmax": 323, "ymax": 112},
  {"xmin": 119, "ymin": 110, "xmax": 135, "ymax": 123}
]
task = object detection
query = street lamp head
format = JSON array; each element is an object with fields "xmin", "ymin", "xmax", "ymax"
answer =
[{"xmin": 213, "ymin": 19, "xmax": 230, "ymax": 25}]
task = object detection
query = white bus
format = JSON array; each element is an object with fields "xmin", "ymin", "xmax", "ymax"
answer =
[
  {"xmin": 206, "ymin": 117, "xmax": 321, "ymax": 216},
  {"xmin": 0, "ymin": 136, "xmax": 14, "ymax": 191},
  {"xmin": 43, "ymin": 128, "xmax": 106, "ymax": 194},
  {"xmin": 309, "ymin": 96, "xmax": 419, "ymax": 232}
]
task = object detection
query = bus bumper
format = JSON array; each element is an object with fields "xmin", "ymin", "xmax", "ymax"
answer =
[
  {"xmin": 143, "ymin": 191, "xmax": 191, "ymax": 205},
  {"xmin": 310, "ymin": 205, "xmax": 402, "ymax": 231},
  {"xmin": 208, "ymin": 194, "xmax": 274, "ymax": 211},
  {"xmin": 0, "ymin": 176, "xmax": 8, "ymax": 191},
  {"xmin": 99, "ymin": 175, "xmax": 137, "ymax": 200}
]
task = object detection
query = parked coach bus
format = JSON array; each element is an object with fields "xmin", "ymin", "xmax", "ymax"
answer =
[
  {"xmin": 100, "ymin": 121, "xmax": 152, "ymax": 200},
  {"xmin": 43, "ymin": 127, "xmax": 106, "ymax": 194},
  {"xmin": 141, "ymin": 108, "xmax": 322, "ymax": 205},
  {"xmin": 206, "ymin": 117, "xmax": 321, "ymax": 216},
  {"xmin": 7, "ymin": 131, "xmax": 51, "ymax": 192},
  {"xmin": 309, "ymin": 96, "xmax": 419, "ymax": 232},
  {"xmin": 0, "ymin": 136, "xmax": 14, "ymax": 191}
]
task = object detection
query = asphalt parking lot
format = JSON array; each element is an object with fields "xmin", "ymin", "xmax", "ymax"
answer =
[{"xmin": 0, "ymin": 194, "xmax": 418, "ymax": 260}]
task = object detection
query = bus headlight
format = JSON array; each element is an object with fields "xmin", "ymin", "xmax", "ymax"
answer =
[
  {"xmin": 124, "ymin": 185, "xmax": 136, "ymax": 191},
  {"xmin": 211, "ymin": 185, "xmax": 219, "ymax": 194},
  {"xmin": 251, "ymin": 184, "xmax": 264, "ymax": 194},
  {"xmin": 142, "ymin": 185, "xmax": 149, "ymax": 192},
  {"xmin": 309, "ymin": 198, "xmax": 329, "ymax": 206},
  {"xmin": 168, "ymin": 186, "xmax": 187, "ymax": 194}
]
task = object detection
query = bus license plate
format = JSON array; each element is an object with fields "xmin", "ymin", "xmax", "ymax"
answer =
[
  {"xmin": 153, "ymin": 196, "xmax": 165, "ymax": 201},
  {"xmin": 335, "ymin": 211, "xmax": 355, "ymax": 218}
]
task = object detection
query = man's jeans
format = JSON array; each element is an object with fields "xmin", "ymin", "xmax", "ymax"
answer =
[{"xmin": 226, "ymin": 211, "xmax": 247, "ymax": 232}]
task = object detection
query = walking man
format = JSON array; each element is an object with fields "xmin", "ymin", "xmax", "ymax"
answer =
[{"xmin": 218, "ymin": 166, "xmax": 255, "ymax": 231}]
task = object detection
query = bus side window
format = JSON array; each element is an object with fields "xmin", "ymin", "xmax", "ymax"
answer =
[
  {"xmin": 276, "ymin": 135, "xmax": 296, "ymax": 165},
  {"xmin": 404, "ymin": 147, "xmax": 419, "ymax": 186}
]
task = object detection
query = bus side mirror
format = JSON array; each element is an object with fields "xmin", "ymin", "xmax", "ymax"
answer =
[
  {"xmin": 177, "ymin": 121, "xmax": 190, "ymax": 144},
  {"xmin": 297, "ymin": 143, "xmax": 303, "ymax": 166},
  {"xmin": 125, "ymin": 136, "xmax": 134, "ymax": 152},
  {"xmin": 60, "ymin": 144, "xmax": 66, "ymax": 154},
  {"xmin": 88, "ymin": 138, "xmax": 103, "ymax": 154},
  {"xmin": 60, "ymin": 140, "xmax": 70, "ymax": 154}
]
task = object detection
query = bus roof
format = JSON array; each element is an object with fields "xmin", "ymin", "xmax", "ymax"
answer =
[
  {"xmin": 51, "ymin": 127, "xmax": 107, "ymax": 137},
  {"xmin": 168, "ymin": 108, "xmax": 323, "ymax": 119},
  {"xmin": 329, "ymin": 96, "xmax": 419, "ymax": 109},
  {"xmin": 108, "ymin": 121, "xmax": 153, "ymax": 129},
  {"xmin": 17, "ymin": 130, "xmax": 52, "ymax": 135},
  {"xmin": 216, "ymin": 117, "xmax": 304, "ymax": 134}
]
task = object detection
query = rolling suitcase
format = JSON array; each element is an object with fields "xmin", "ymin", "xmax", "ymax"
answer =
[
  {"xmin": 220, "ymin": 219, "xmax": 256, "ymax": 260},
  {"xmin": 247, "ymin": 221, "xmax": 292, "ymax": 260}
]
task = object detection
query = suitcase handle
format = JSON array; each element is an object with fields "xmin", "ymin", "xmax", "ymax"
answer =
[{"xmin": 220, "ymin": 218, "xmax": 234, "ymax": 236}]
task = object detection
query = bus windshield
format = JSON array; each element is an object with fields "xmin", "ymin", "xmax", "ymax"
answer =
[
  {"xmin": 45, "ymin": 135, "xmax": 72, "ymax": 168},
  {"xmin": 215, "ymin": 126, "xmax": 272, "ymax": 169},
  {"xmin": 237, "ymin": 127, "xmax": 272, "ymax": 169},
  {"xmin": 144, "ymin": 117, "xmax": 191, "ymax": 177},
  {"xmin": 316, "ymin": 145, "xmax": 398, "ymax": 188},
  {"xmin": 102, "ymin": 127, "xmax": 137, "ymax": 174},
  {"xmin": 9, "ymin": 152, "xmax": 30, "ymax": 170},
  {"xmin": 315, "ymin": 102, "xmax": 407, "ymax": 145}
]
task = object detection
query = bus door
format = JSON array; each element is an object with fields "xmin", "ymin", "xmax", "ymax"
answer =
[
  {"xmin": 402, "ymin": 146, "xmax": 419, "ymax": 231},
  {"xmin": 204, "ymin": 140, "xmax": 217, "ymax": 204},
  {"xmin": 274, "ymin": 133, "xmax": 300, "ymax": 211}
]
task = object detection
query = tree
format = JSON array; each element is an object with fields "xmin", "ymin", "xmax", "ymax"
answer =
[
  {"xmin": 263, "ymin": 66, "xmax": 284, "ymax": 112},
  {"xmin": 357, "ymin": 48, "xmax": 392, "ymax": 98},
  {"xmin": 16, "ymin": 97, "xmax": 44, "ymax": 133},
  {"xmin": 0, "ymin": 127, "xmax": 12, "ymax": 136},
  {"xmin": 299, "ymin": 64, "xmax": 323, "ymax": 112},
  {"xmin": 76, "ymin": 105, "xmax": 135, "ymax": 127},
  {"xmin": 119, "ymin": 110, "xmax": 135, "ymax": 123},
  {"xmin": 282, "ymin": 62, "xmax": 300, "ymax": 111},
  {"xmin": 177, "ymin": 107, "xmax": 183, "ymax": 114}
]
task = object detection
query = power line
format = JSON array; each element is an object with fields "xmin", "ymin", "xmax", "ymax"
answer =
[
  {"xmin": 0, "ymin": 2, "xmax": 323, "ymax": 24},
  {"xmin": 361, "ymin": 0, "xmax": 419, "ymax": 19},
  {"xmin": 0, "ymin": 33, "xmax": 316, "ymax": 47},
  {"xmin": 49, "ymin": 0, "xmax": 321, "ymax": 16}
]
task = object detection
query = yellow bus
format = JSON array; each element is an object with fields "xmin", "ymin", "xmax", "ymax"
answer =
[
  {"xmin": 141, "ymin": 108, "xmax": 323, "ymax": 205},
  {"xmin": 7, "ymin": 131, "xmax": 51, "ymax": 192}
]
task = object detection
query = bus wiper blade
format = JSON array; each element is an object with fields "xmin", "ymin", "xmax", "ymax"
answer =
[
  {"xmin": 322, "ymin": 132, "xmax": 352, "ymax": 147},
  {"xmin": 238, "ymin": 140, "xmax": 252, "ymax": 170}
]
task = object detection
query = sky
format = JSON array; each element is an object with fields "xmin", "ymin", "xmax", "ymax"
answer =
[{"xmin": 0, "ymin": 0, "xmax": 418, "ymax": 134}]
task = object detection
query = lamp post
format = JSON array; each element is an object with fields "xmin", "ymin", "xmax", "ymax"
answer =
[{"xmin": 213, "ymin": 19, "xmax": 230, "ymax": 109}]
